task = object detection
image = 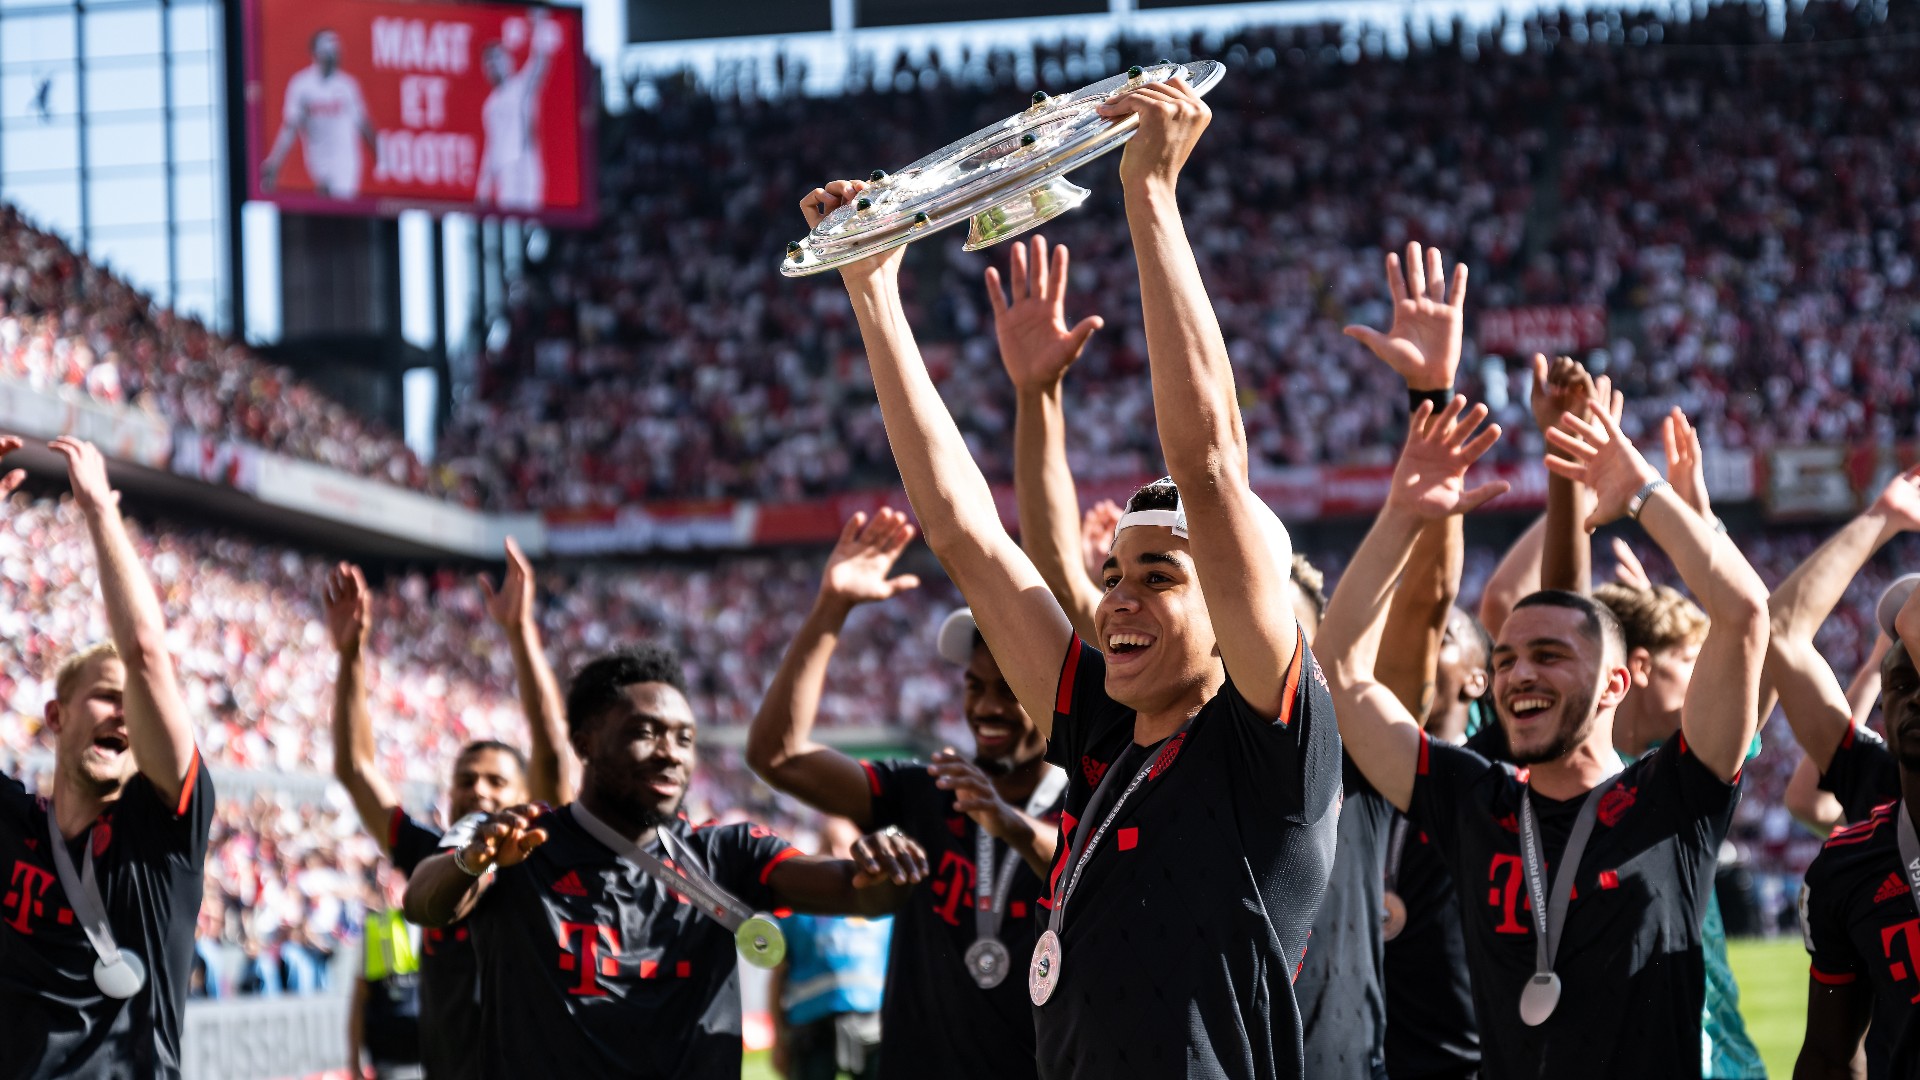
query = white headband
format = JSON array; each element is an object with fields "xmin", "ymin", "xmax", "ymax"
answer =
[{"xmin": 1110, "ymin": 485, "xmax": 1293, "ymax": 577}]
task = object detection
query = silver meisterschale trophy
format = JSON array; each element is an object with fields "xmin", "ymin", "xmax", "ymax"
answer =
[{"xmin": 780, "ymin": 59, "xmax": 1226, "ymax": 276}]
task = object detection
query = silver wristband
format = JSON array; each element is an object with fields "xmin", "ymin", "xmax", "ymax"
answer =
[
  {"xmin": 452, "ymin": 845, "xmax": 487, "ymax": 877},
  {"xmin": 1626, "ymin": 478, "xmax": 1670, "ymax": 522}
]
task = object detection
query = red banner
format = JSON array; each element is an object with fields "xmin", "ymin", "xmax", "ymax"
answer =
[
  {"xmin": 1476, "ymin": 306, "xmax": 1609, "ymax": 357},
  {"xmin": 243, "ymin": 0, "xmax": 596, "ymax": 224}
]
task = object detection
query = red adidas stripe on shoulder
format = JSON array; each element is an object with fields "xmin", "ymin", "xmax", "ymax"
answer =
[
  {"xmin": 1823, "ymin": 803, "xmax": 1896, "ymax": 849},
  {"xmin": 1055, "ymin": 636, "xmax": 1083, "ymax": 716}
]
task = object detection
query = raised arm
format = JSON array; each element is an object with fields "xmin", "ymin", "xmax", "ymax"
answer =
[
  {"xmin": 324, "ymin": 563, "xmax": 403, "ymax": 851},
  {"xmin": 1767, "ymin": 468, "xmax": 1920, "ymax": 770},
  {"xmin": 56, "ymin": 438, "xmax": 195, "ymax": 802},
  {"xmin": 803, "ymin": 181, "xmax": 1072, "ymax": 731},
  {"xmin": 1545, "ymin": 401, "xmax": 1770, "ymax": 781},
  {"xmin": 1480, "ymin": 515, "xmax": 1545, "ymax": 640},
  {"xmin": 994, "ymin": 235, "xmax": 1106, "ymax": 642},
  {"xmin": 1098, "ymin": 79, "xmax": 1296, "ymax": 714},
  {"xmin": 1533, "ymin": 355, "xmax": 1605, "ymax": 595},
  {"xmin": 770, "ymin": 829, "xmax": 928, "ymax": 917},
  {"xmin": 1320, "ymin": 399, "xmax": 1509, "ymax": 809},
  {"xmin": 1343, "ymin": 242, "xmax": 1471, "ymax": 715},
  {"xmin": 405, "ymin": 803, "xmax": 547, "ymax": 927},
  {"xmin": 745, "ymin": 509, "xmax": 921, "ymax": 827},
  {"xmin": 479, "ymin": 537, "xmax": 578, "ymax": 804}
]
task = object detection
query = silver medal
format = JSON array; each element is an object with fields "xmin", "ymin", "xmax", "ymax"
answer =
[
  {"xmin": 1029, "ymin": 928, "xmax": 1062, "ymax": 1005},
  {"xmin": 1381, "ymin": 891, "xmax": 1408, "ymax": 942},
  {"xmin": 735, "ymin": 913, "xmax": 787, "ymax": 969},
  {"xmin": 94, "ymin": 949, "xmax": 146, "ymax": 999},
  {"xmin": 965, "ymin": 938, "xmax": 1011, "ymax": 989},
  {"xmin": 1518, "ymin": 971, "xmax": 1561, "ymax": 1026}
]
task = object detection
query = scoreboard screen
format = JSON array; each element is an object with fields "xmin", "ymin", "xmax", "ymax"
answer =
[{"xmin": 243, "ymin": 0, "xmax": 598, "ymax": 225}]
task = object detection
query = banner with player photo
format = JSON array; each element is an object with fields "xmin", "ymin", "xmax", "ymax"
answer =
[{"xmin": 242, "ymin": 0, "xmax": 596, "ymax": 224}]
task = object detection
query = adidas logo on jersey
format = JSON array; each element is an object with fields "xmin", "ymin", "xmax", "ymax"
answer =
[
  {"xmin": 553, "ymin": 870, "xmax": 588, "ymax": 897},
  {"xmin": 1875, "ymin": 873, "xmax": 1910, "ymax": 905}
]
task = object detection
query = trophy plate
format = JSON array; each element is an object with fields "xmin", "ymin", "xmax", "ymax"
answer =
[{"xmin": 781, "ymin": 60, "xmax": 1225, "ymax": 276}]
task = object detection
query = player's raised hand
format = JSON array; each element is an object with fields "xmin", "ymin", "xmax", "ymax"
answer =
[
  {"xmin": 477, "ymin": 536, "xmax": 537, "ymax": 631},
  {"xmin": 1870, "ymin": 463, "xmax": 1920, "ymax": 533},
  {"xmin": 1662, "ymin": 406, "xmax": 1712, "ymax": 520},
  {"xmin": 458, "ymin": 804, "xmax": 549, "ymax": 873},
  {"xmin": 1386, "ymin": 397, "xmax": 1509, "ymax": 521},
  {"xmin": 929, "ymin": 748, "xmax": 1030, "ymax": 841},
  {"xmin": 0, "ymin": 436, "xmax": 26, "ymax": 505},
  {"xmin": 323, "ymin": 562, "xmax": 372, "ymax": 655},
  {"xmin": 985, "ymin": 235, "xmax": 1104, "ymax": 393},
  {"xmin": 1343, "ymin": 242, "xmax": 1469, "ymax": 391},
  {"xmin": 819, "ymin": 509, "xmax": 920, "ymax": 610},
  {"xmin": 1543, "ymin": 378, "xmax": 1664, "ymax": 531},
  {"xmin": 797, "ymin": 179, "xmax": 904, "ymax": 283},
  {"xmin": 850, "ymin": 827, "xmax": 929, "ymax": 887},
  {"xmin": 1099, "ymin": 74, "xmax": 1210, "ymax": 189},
  {"xmin": 1080, "ymin": 499, "xmax": 1124, "ymax": 583},
  {"xmin": 1610, "ymin": 537, "xmax": 1654, "ymax": 591},
  {"xmin": 50, "ymin": 436, "xmax": 115, "ymax": 514},
  {"xmin": 1530, "ymin": 354, "xmax": 1598, "ymax": 442}
]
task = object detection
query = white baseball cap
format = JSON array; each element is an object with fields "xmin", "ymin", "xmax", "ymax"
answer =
[
  {"xmin": 1112, "ymin": 479, "xmax": 1293, "ymax": 580},
  {"xmin": 1877, "ymin": 573, "xmax": 1920, "ymax": 639},
  {"xmin": 936, "ymin": 608, "xmax": 979, "ymax": 666}
]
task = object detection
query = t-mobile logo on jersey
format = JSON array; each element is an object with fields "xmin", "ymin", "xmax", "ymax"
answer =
[
  {"xmin": 1488, "ymin": 853, "xmax": 1580, "ymax": 935},
  {"xmin": 4, "ymin": 860, "xmax": 69, "ymax": 935},
  {"xmin": 931, "ymin": 851, "xmax": 976, "ymax": 928},
  {"xmin": 557, "ymin": 921, "xmax": 622, "ymax": 997},
  {"xmin": 1881, "ymin": 919, "xmax": 1920, "ymax": 1004}
]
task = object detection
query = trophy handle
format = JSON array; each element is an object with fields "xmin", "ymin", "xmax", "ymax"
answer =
[{"xmin": 962, "ymin": 177, "xmax": 1092, "ymax": 252}]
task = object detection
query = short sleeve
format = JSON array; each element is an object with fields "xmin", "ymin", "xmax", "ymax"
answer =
[
  {"xmin": 388, "ymin": 809, "xmax": 444, "ymax": 876},
  {"xmin": 1043, "ymin": 636, "xmax": 1130, "ymax": 772},
  {"xmin": 1662, "ymin": 734, "xmax": 1743, "ymax": 826},
  {"xmin": 1211, "ymin": 642, "xmax": 1343, "ymax": 824},
  {"xmin": 855, "ymin": 758, "xmax": 921, "ymax": 833},
  {"xmin": 708, "ymin": 823, "xmax": 797, "ymax": 912},
  {"xmin": 1799, "ymin": 858, "xmax": 1863, "ymax": 986},
  {"xmin": 1819, "ymin": 725, "xmax": 1901, "ymax": 825},
  {"xmin": 119, "ymin": 750, "xmax": 215, "ymax": 864},
  {"xmin": 1406, "ymin": 734, "xmax": 1504, "ymax": 861}
]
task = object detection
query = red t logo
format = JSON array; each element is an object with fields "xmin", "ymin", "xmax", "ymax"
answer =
[
  {"xmin": 1487, "ymin": 853, "xmax": 1530, "ymax": 935},
  {"xmin": 1881, "ymin": 918, "xmax": 1920, "ymax": 1003},
  {"xmin": 4, "ymin": 861, "xmax": 55, "ymax": 935},
  {"xmin": 558, "ymin": 921, "xmax": 622, "ymax": 997},
  {"xmin": 932, "ymin": 851, "xmax": 975, "ymax": 928}
]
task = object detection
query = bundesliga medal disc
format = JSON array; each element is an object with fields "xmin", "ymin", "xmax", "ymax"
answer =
[
  {"xmin": 1029, "ymin": 929, "xmax": 1062, "ymax": 1005},
  {"xmin": 736, "ymin": 914, "xmax": 787, "ymax": 970},
  {"xmin": 1518, "ymin": 971, "xmax": 1562, "ymax": 1027},
  {"xmin": 965, "ymin": 939, "xmax": 1011, "ymax": 989},
  {"xmin": 1381, "ymin": 891, "xmax": 1408, "ymax": 942},
  {"xmin": 94, "ymin": 949, "xmax": 146, "ymax": 1000}
]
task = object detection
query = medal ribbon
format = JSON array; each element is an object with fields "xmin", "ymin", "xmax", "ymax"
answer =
[
  {"xmin": 1045, "ymin": 719, "xmax": 1195, "ymax": 940},
  {"xmin": 45, "ymin": 810, "xmax": 132, "ymax": 974},
  {"xmin": 570, "ymin": 804, "xmax": 755, "ymax": 933},
  {"xmin": 973, "ymin": 767, "xmax": 1066, "ymax": 946},
  {"xmin": 1897, "ymin": 800, "xmax": 1920, "ymax": 910},
  {"xmin": 1517, "ymin": 783, "xmax": 1609, "ymax": 983}
]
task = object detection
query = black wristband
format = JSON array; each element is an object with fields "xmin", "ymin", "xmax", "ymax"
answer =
[{"xmin": 1408, "ymin": 388, "xmax": 1454, "ymax": 414}]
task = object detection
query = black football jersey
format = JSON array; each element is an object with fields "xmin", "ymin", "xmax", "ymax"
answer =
[
  {"xmin": 466, "ymin": 808, "xmax": 793, "ymax": 1079},
  {"xmin": 389, "ymin": 809, "xmax": 481, "ymax": 1080},
  {"xmin": 1036, "ymin": 633, "xmax": 1342, "ymax": 1080},
  {"xmin": 1407, "ymin": 734, "xmax": 1738, "ymax": 1079},
  {"xmin": 1820, "ymin": 724, "xmax": 1901, "ymax": 826},
  {"xmin": 857, "ymin": 757, "xmax": 1060, "ymax": 1080},
  {"xmin": 1295, "ymin": 756, "xmax": 1392, "ymax": 1079},
  {"xmin": 0, "ymin": 754, "xmax": 214, "ymax": 1079}
]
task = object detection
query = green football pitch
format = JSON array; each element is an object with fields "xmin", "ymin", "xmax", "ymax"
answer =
[{"xmin": 742, "ymin": 936, "xmax": 1813, "ymax": 1079}]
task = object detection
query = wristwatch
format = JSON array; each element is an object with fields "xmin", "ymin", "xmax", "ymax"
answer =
[{"xmin": 1626, "ymin": 478, "xmax": 1670, "ymax": 521}]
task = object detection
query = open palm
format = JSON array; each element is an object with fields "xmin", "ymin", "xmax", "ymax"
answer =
[
  {"xmin": 820, "ymin": 508, "xmax": 921, "ymax": 607},
  {"xmin": 1344, "ymin": 242, "xmax": 1468, "ymax": 391},
  {"xmin": 323, "ymin": 563, "xmax": 371, "ymax": 652},
  {"xmin": 1388, "ymin": 397, "xmax": 1509, "ymax": 520},
  {"xmin": 987, "ymin": 235, "xmax": 1103, "ymax": 393}
]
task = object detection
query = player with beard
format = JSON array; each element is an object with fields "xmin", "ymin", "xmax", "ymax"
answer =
[
  {"xmin": 1321, "ymin": 389, "xmax": 1771, "ymax": 1079},
  {"xmin": 1, "ymin": 437, "xmax": 213, "ymax": 1079},
  {"xmin": 1796, "ymin": 583, "xmax": 1920, "ymax": 1078},
  {"xmin": 324, "ymin": 543, "xmax": 576, "ymax": 1079},
  {"xmin": 404, "ymin": 644, "xmax": 925, "ymax": 1079},
  {"xmin": 746, "ymin": 507, "xmax": 1063, "ymax": 1080},
  {"xmin": 798, "ymin": 73, "xmax": 1341, "ymax": 1078}
]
